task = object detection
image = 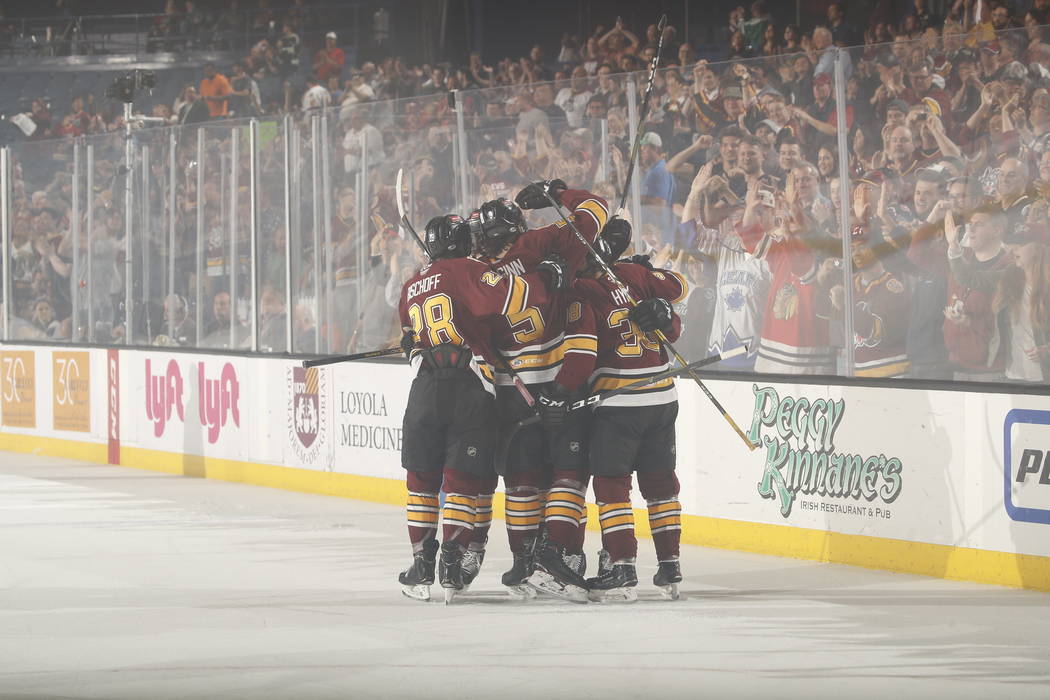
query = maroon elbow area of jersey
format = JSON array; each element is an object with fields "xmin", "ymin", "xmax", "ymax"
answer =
[{"xmin": 555, "ymin": 350, "xmax": 597, "ymax": 392}]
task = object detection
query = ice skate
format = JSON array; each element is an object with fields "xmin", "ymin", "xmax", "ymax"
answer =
[
  {"xmin": 586, "ymin": 562, "xmax": 638, "ymax": 603},
  {"xmin": 501, "ymin": 552, "xmax": 537, "ymax": 599},
  {"xmin": 460, "ymin": 545, "xmax": 485, "ymax": 592},
  {"xmin": 563, "ymin": 550, "xmax": 586, "ymax": 578},
  {"xmin": 527, "ymin": 543, "xmax": 589, "ymax": 603},
  {"xmin": 654, "ymin": 559, "xmax": 682, "ymax": 600},
  {"xmin": 398, "ymin": 539, "xmax": 438, "ymax": 601},
  {"xmin": 439, "ymin": 541, "xmax": 466, "ymax": 605}
]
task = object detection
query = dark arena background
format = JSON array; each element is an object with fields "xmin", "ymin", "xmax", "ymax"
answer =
[{"xmin": 2, "ymin": 1, "xmax": 1050, "ymax": 698}]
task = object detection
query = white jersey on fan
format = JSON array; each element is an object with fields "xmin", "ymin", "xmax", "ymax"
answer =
[{"xmin": 693, "ymin": 218, "xmax": 769, "ymax": 370}]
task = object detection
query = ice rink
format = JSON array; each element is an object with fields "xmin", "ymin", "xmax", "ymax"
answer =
[{"xmin": 2, "ymin": 453, "xmax": 1050, "ymax": 699}]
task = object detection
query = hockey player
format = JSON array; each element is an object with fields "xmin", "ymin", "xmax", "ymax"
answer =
[
  {"xmin": 570, "ymin": 236, "xmax": 690, "ymax": 602},
  {"xmin": 466, "ymin": 180, "xmax": 608, "ymax": 597},
  {"xmin": 396, "ymin": 214, "xmax": 566, "ymax": 603}
]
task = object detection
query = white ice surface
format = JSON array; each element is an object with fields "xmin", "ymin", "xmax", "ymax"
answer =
[{"xmin": 2, "ymin": 453, "xmax": 1049, "ymax": 699}]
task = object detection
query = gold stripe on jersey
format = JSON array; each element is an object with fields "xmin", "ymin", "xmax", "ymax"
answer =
[
  {"xmin": 496, "ymin": 334, "xmax": 597, "ymax": 385},
  {"xmin": 663, "ymin": 270, "xmax": 690, "ymax": 304},
  {"xmin": 592, "ymin": 375, "xmax": 674, "ymax": 392},
  {"xmin": 576, "ymin": 198, "xmax": 610, "ymax": 231},
  {"xmin": 588, "ymin": 363, "xmax": 678, "ymax": 408}
]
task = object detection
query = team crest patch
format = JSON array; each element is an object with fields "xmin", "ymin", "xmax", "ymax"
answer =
[
  {"xmin": 886, "ymin": 278, "xmax": 904, "ymax": 294},
  {"xmin": 568, "ymin": 302, "xmax": 582, "ymax": 323},
  {"xmin": 569, "ymin": 441, "xmax": 580, "ymax": 453},
  {"xmin": 467, "ymin": 446, "xmax": 478, "ymax": 457}
]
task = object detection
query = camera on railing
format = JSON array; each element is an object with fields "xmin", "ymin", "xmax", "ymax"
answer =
[{"xmin": 104, "ymin": 70, "xmax": 157, "ymax": 104}]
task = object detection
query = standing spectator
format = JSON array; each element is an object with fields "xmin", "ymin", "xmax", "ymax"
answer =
[
  {"xmin": 555, "ymin": 67, "xmax": 594, "ymax": 128},
  {"xmin": 339, "ymin": 70, "xmax": 376, "ymax": 121},
  {"xmin": 176, "ymin": 86, "xmax": 210, "ymax": 125},
  {"xmin": 827, "ymin": 3, "xmax": 859, "ymax": 47},
  {"xmin": 342, "ymin": 110, "xmax": 383, "ymax": 175},
  {"xmin": 276, "ymin": 22, "xmax": 302, "ymax": 77},
  {"xmin": 640, "ymin": 132, "xmax": 676, "ymax": 245},
  {"xmin": 313, "ymin": 32, "xmax": 345, "ymax": 82},
  {"xmin": 228, "ymin": 63, "xmax": 260, "ymax": 117},
  {"xmin": 942, "ymin": 205, "xmax": 1014, "ymax": 382},
  {"xmin": 811, "ymin": 27, "xmax": 852, "ymax": 80},
  {"xmin": 199, "ymin": 63, "xmax": 232, "ymax": 119},
  {"xmin": 301, "ymin": 74, "xmax": 331, "ymax": 112},
  {"xmin": 741, "ymin": 1, "xmax": 771, "ymax": 54}
]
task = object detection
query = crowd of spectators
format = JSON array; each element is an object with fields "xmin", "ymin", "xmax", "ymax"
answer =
[{"xmin": 6, "ymin": 0, "xmax": 1050, "ymax": 385}]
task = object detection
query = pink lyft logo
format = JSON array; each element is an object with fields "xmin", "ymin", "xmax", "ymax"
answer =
[
  {"xmin": 198, "ymin": 362, "xmax": 240, "ymax": 444},
  {"xmin": 145, "ymin": 358, "xmax": 184, "ymax": 437}
]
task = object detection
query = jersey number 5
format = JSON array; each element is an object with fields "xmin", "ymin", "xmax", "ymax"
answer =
[
  {"xmin": 408, "ymin": 294, "xmax": 465, "ymax": 346},
  {"xmin": 608, "ymin": 308, "xmax": 660, "ymax": 357},
  {"xmin": 504, "ymin": 276, "xmax": 545, "ymax": 344}
]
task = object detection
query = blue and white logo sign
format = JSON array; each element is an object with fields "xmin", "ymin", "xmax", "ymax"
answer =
[{"xmin": 1004, "ymin": 409, "xmax": 1050, "ymax": 524}]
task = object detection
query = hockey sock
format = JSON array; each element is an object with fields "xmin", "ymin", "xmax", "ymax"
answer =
[
  {"xmin": 593, "ymin": 475, "xmax": 637, "ymax": 562},
  {"xmin": 442, "ymin": 469, "xmax": 480, "ymax": 549},
  {"xmin": 469, "ymin": 473, "xmax": 498, "ymax": 551},
  {"xmin": 405, "ymin": 471, "xmax": 441, "ymax": 552},
  {"xmin": 504, "ymin": 469, "xmax": 546, "ymax": 555},
  {"xmin": 469, "ymin": 493, "xmax": 493, "ymax": 551},
  {"xmin": 639, "ymin": 470, "xmax": 682, "ymax": 560},
  {"xmin": 543, "ymin": 474, "xmax": 587, "ymax": 549}
]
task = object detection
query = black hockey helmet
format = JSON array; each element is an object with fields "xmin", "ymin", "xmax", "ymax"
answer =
[
  {"xmin": 600, "ymin": 217, "xmax": 632, "ymax": 261},
  {"xmin": 475, "ymin": 197, "xmax": 526, "ymax": 257},
  {"xmin": 424, "ymin": 213, "xmax": 471, "ymax": 260}
]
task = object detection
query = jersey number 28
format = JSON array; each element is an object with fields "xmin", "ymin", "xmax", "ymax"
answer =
[{"xmin": 408, "ymin": 294, "xmax": 465, "ymax": 346}]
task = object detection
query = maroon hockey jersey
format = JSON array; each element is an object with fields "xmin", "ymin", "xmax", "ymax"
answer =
[
  {"xmin": 482, "ymin": 189, "xmax": 609, "ymax": 386},
  {"xmin": 571, "ymin": 262, "xmax": 689, "ymax": 407}
]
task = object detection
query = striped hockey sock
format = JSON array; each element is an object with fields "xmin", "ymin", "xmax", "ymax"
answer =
[
  {"xmin": 469, "ymin": 492, "xmax": 493, "ymax": 551},
  {"xmin": 543, "ymin": 484, "xmax": 586, "ymax": 548},
  {"xmin": 597, "ymin": 501, "xmax": 637, "ymax": 562},
  {"xmin": 505, "ymin": 490, "xmax": 542, "ymax": 555},
  {"xmin": 442, "ymin": 493, "xmax": 477, "ymax": 548},
  {"xmin": 406, "ymin": 491, "xmax": 439, "ymax": 551},
  {"xmin": 647, "ymin": 497, "xmax": 682, "ymax": 561}
]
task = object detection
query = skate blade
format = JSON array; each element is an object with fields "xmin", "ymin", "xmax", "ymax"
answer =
[
  {"xmin": 657, "ymin": 583, "xmax": 681, "ymax": 601},
  {"xmin": 401, "ymin": 584, "xmax": 431, "ymax": 602},
  {"xmin": 444, "ymin": 587, "xmax": 458, "ymax": 605},
  {"xmin": 587, "ymin": 586, "xmax": 638, "ymax": 603},
  {"xmin": 504, "ymin": 583, "xmax": 537, "ymax": 600},
  {"xmin": 526, "ymin": 570, "xmax": 589, "ymax": 603}
]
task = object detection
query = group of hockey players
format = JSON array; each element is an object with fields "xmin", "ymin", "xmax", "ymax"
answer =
[{"xmin": 395, "ymin": 177, "xmax": 691, "ymax": 604}]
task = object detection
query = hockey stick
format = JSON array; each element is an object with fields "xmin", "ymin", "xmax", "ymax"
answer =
[
  {"xmin": 394, "ymin": 167, "xmax": 537, "ymax": 411},
  {"xmin": 542, "ymin": 190, "xmax": 756, "ymax": 451},
  {"xmin": 617, "ymin": 13, "xmax": 667, "ymax": 216},
  {"xmin": 301, "ymin": 345, "xmax": 403, "ymax": 368}
]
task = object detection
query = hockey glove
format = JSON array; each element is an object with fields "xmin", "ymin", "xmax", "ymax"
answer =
[
  {"xmin": 536, "ymin": 383, "xmax": 572, "ymax": 431},
  {"xmin": 515, "ymin": 179, "xmax": 568, "ymax": 210},
  {"xmin": 620, "ymin": 254, "xmax": 654, "ymax": 269},
  {"xmin": 536, "ymin": 252, "xmax": 569, "ymax": 291},
  {"xmin": 628, "ymin": 298, "xmax": 674, "ymax": 333},
  {"xmin": 400, "ymin": 327, "xmax": 417, "ymax": 359}
]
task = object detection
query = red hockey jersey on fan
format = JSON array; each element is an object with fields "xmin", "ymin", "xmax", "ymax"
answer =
[
  {"xmin": 738, "ymin": 222, "xmax": 836, "ymax": 375},
  {"xmin": 398, "ymin": 256, "xmax": 553, "ymax": 391},
  {"xmin": 483, "ymin": 189, "xmax": 608, "ymax": 386},
  {"xmin": 572, "ymin": 262, "xmax": 689, "ymax": 408}
]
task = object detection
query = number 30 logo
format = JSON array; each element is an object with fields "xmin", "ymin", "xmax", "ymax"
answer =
[
  {"xmin": 2, "ymin": 356, "xmax": 26, "ymax": 403},
  {"xmin": 55, "ymin": 357, "xmax": 81, "ymax": 406}
]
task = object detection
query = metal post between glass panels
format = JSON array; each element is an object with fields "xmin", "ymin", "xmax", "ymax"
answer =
[
  {"xmin": 195, "ymin": 129, "xmax": 205, "ymax": 347},
  {"xmin": 310, "ymin": 115, "xmax": 321, "ymax": 355},
  {"xmin": 287, "ymin": 121, "xmax": 299, "ymax": 352},
  {"xmin": 454, "ymin": 91, "xmax": 471, "ymax": 219},
  {"xmin": 282, "ymin": 115, "xmax": 293, "ymax": 353},
  {"xmin": 123, "ymin": 110, "xmax": 134, "ymax": 345},
  {"xmin": 167, "ymin": 130, "xmax": 176, "ymax": 341},
  {"xmin": 230, "ymin": 128, "xmax": 239, "ymax": 350},
  {"xmin": 249, "ymin": 119, "xmax": 259, "ymax": 353},
  {"xmin": 358, "ymin": 131, "xmax": 369, "ymax": 350},
  {"xmin": 355, "ymin": 170, "xmax": 365, "ymax": 345},
  {"xmin": 86, "ymin": 144, "xmax": 94, "ymax": 342},
  {"xmin": 321, "ymin": 111, "xmax": 334, "ymax": 355},
  {"xmin": 834, "ymin": 48, "xmax": 855, "ymax": 377},
  {"xmin": 599, "ymin": 118, "xmax": 610, "ymax": 183},
  {"xmin": 0, "ymin": 148, "xmax": 9, "ymax": 341},
  {"xmin": 140, "ymin": 144, "xmax": 150, "ymax": 344},
  {"xmin": 71, "ymin": 140, "xmax": 81, "ymax": 342}
]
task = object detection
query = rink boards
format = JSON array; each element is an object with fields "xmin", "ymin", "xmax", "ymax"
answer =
[{"xmin": 1, "ymin": 344, "xmax": 1049, "ymax": 591}]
